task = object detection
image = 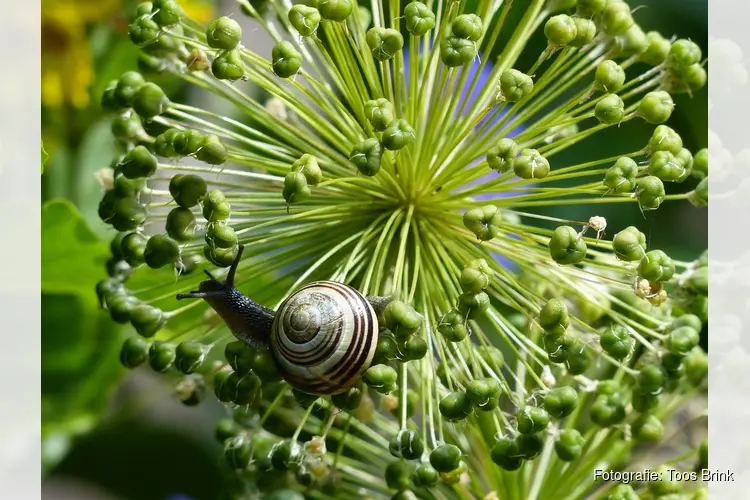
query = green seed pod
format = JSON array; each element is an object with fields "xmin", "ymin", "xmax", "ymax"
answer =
[
  {"xmin": 215, "ymin": 417, "xmax": 243, "ymax": 443},
  {"xmin": 350, "ymin": 138, "xmax": 383, "ymax": 176},
  {"xmin": 595, "ymin": 94, "xmax": 625, "ymax": 124},
  {"xmin": 364, "ymin": 364, "xmax": 398, "ymax": 394},
  {"xmin": 612, "ymin": 226, "xmax": 647, "ymax": 261},
  {"xmin": 440, "ymin": 36, "xmax": 476, "ymax": 67},
  {"xmin": 224, "ymin": 434, "xmax": 252, "ymax": 469},
  {"xmin": 632, "ymin": 414, "xmax": 663, "ymax": 442},
  {"xmin": 600, "ymin": 324, "xmax": 633, "ymax": 360},
  {"xmin": 120, "ymin": 336, "xmax": 149, "ymax": 368},
  {"xmin": 364, "ymin": 98, "xmax": 395, "ymax": 132},
  {"xmin": 638, "ymin": 91, "xmax": 675, "ymax": 124},
  {"xmin": 318, "ymin": 0, "xmax": 353, "ymax": 22},
  {"xmin": 153, "ymin": 128, "xmax": 182, "ymax": 158},
  {"xmin": 463, "ymin": 205, "xmax": 503, "ymax": 241},
  {"xmin": 152, "ymin": 0, "xmax": 181, "ymax": 26},
  {"xmin": 457, "ymin": 291, "xmax": 490, "ymax": 318},
  {"xmin": 384, "ymin": 459, "xmax": 414, "ymax": 491},
  {"xmin": 211, "ymin": 48, "xmax": 246, "ymax": 81},
  {"xmin": 639, "ymin": 249, "xmax": 675, "ymax": 282},
  {"xmin": 404, "ymin": 2, "xmax": 435, "ymax": 36},
  {"xmin": 113, "ymin": 174, "xmax": 145, "ymax": 198},
  {"xmin": 692, "ymin": 148, "xmax": 708, "ymax": 179},
  {"xmin": 224, "ymin": 340, "xmax": 255, "ymax": 375},
  {"xmin": 195, "ymin": 134, "xmax": 228, "ymax": 165},
  {"xmin": 383, "ymin": 300, "xmax": 423, "ymax": 334},
  {"xmin": 288, "ymin": 5, "xmax": 321, "ymax": 37},
  {"xmin": 604, "ymin": 157, "xmax": 637, "ymax": 193},
  {"xmin": 165, "ymin": 207, "xmax": 196, "ymax": 242},
  {"xmin": 110, "ymin": 197, "xmax": 148, "ymax": 232},
  {"xmin": 649, "ymin": 125, "xmax": 683, "ymax": 155},
  {"xmin": 590, "ymin": 394, "xmax": 626, "ymax": 426},
  {"xmin": 132, "ymin": 82, "xmax": 169, "ymax": 119},
  {"xmin": 554, "ymin": 429, "xmax": 584, "ymax": 461},
  {"xmin": 486, "ymin": 137, "xmax": 518, "ymax": 172},
  {"xmin": 130, "ymin": 304, "xmax": 166, "ymax": 337},
  {"xmin": 636, "ymin": 176, "xmax": 665, "ymax": 210},
  {"xmin": 331, "ymin": 382, "xmax": 364, "ymax": 411},
  {"xmin": 688, "ymin": 177, "xmax": 708, "ymax": 207},
  {"xmin": 516, "ymin": 406, "xmax": 550, "ymax": 434},
  {"xmin": 389, "ymin": 429, "xmax": 423, "ymax": 460},
  {"xmin": 173, "ymin": 130, "xmax": 205, "ymax": 156},
  {"xmin": 202, "ymin": 189, "xmax": 231, "ymax": 222},
  {"xmin": 460, "ymin": 267, "xmax": 489, "ymax": 294},
  {"xmin": 366, "ymin": 27, "xmax": 404, "ymax": 61},
  {"xmin": 514, "ymin": 148, "xmax": 550, "ymax": 179},
  {"xmin": 204, "ymin": 244, "xmax": 238, "ymax": 267},
  {"xmin": 206, "ymin": 224, "xmax": 238, "ymax": 249},
  {"xmin": 233, "ymin": 373, "xmax": 261, "ymax": 405},
  {"xmin": 681, "ymin": 63, "xmax": 707, "ymax": 92},
  {"xmin": 430, "ymin": 444, "xmax": 462, "ymax": 473},
  {"xmin": 667, "ymin": 39, "xmax": 702, "ymax": 71},
  {"xmin": 129, "ymin": 14, "xmax": 160, "ymax": 47},
  {"xmin": 637, "ymin": 363, "xmax": 666, "ymax": 394},
  {"xmin": 437, "ymin": 308, "xmax": 468, "ymax": 342},
  {"xmin": 114, "ymin": 71, "xmax": 146, "ymax": 108},
  {"xmin": 439, "ymin": 391, "xmax": 472, "ymax": 421},
  {"xmin": 412, "ymin": 463, "xmax": 439, "ymax": 487},
  {"xmin": 400, "ymin": 334, "xmax": 427, "ymax": 361},
  {"xmin": 373, "ymin": 333, "xmax": 399, "ymax": 363},
  {"xmin": 543, "ymin": 386, "xmax": 578, "ymax": 418},
  {"xmin": 148, "ymin": 341, "xmax": 177, "ymax": 372},
  {"xmin": 600, "ymin": 1, "xmax": 634, "ymax": 36},
  {"xmin": 517, "ymin": 433, "xmax": 544, "ymax": 460},
  {"xmin": 213, "ymin": 368, "xmax": 235, "ymax": 403},
  {"xmin": 594, "ymin": 60, "xmax": 626, "ymax": 94},
  {"xmin": 144, "ymin": 234, "xmax": 180, "ymax": 269},
  {"xmin": 684, "ymin": 346, "xmax": 708, "ymax": 386},
  {"xmin": 490, "ymin": 438, "xmax": 524, "ymax": 471},
  {"xmin": 101, "ymin": 80, "xmax": 125, "ymax": 112},
  {"xmin": 292, "ymin": 154, "xmax": 323, "ymax": 186},
  {"xmin": 544, "ymin": 14, "xmax": 577, "ymax": 46},
  {"xmin": 639, "ymin": 31, "xmax": 671, "ymax": 66},
  {"xmin": 539, "ymin": 298, "xmax": 569, "ymax": 338},
  {"xmin": 607, "ymin": 484, "xmax": 639, "ymax": 500},
  {"xmin": 613, "ymin": 23, "xmax": 648, "ymax": 58},
  {"xmin": 549, "ymin": 225, "xmax": 587, "ymax": 265},
  {"xmin": 120, "ymin": 145, "xmax": 157, "ymax": 179},
  {"xmin": 670, "ymin": 314, "xmax": 702, "ymax": 333},
  {"xmin": 499, "ymin": 69, "xmax": 534, "ymax": 102},
  {"xmin": 169, "ymin": 174, "xmax": 207, "ymax": 208},
  {"xmin": 382, "ymin": 119, "xmax": 416, "ymax": 151},
  {"xmin": 576, "ymin": 0, "xmax": 606, "ymax": 18},
  {"xmin": 648, "ymin": 465, "xmax": 682, "ymax": 496},
  {"xmin": 206, "ymin": 16, "xmax": 243, "ymax": 50},
  {"xmin": 451, "ymin": 14, "xmax": 483, "ymax": 42},
  {"xmin": 649, "ymin": 151, "xmax": 683, "ymax": 182},
  {"xmin": 570, "ymin": 18, "xmax": 596, "ymax": 47},
  {"xmin": 674, "ymin": 148, "xmax": 694, "ymax": 182},
  {"xmin": 111, "ymin": 112, "xmax": 146, "ymax": 144},
  {"xmin": 121, "ymin": 231, "xmax": 148, "ymax": 265},
  {"xmin": 466, "ymin": 378, "xmax": 501, "ymax": 411},
  {"xmin": 272, "ymin": 41, "xmax": 303, "ymax": 78},
  {"xmin": 631, "ymin": 391, "xmax": 659, "ymax": 413},
  {"xmin": 175, "ymin": 341, "xmax": 208, "ymax": 374},
  {"xmin": 96, "ymin": 278, "xmax": 124, "ymax": 308}
]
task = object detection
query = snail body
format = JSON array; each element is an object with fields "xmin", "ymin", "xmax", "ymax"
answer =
[{"xmin": 177, "ymin": 245, "xmax": 386, "ymax": 396}]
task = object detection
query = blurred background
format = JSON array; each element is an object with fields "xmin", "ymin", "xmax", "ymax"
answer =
[{"xmin": 40, "ymin": 0, "xmax": 707, "ymax": 499}]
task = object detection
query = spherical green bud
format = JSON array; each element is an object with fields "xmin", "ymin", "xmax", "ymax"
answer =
[
  {"xmin": 194, "ymin": 134, "xmax": 227, "ymax": 165},
  {"xmin": 385, "ymin": 459, "xmax": 413, "ymax": 491},
  {"xmin": 636, "ymin": 175, "xmax": 665, "ymax": 210},
  {"xmin": 613, "ymin": 23, "xmax": 648, "ymax": 58},
  {"xmin": 382, "ymin": 119, "xmax": 416, "ymax": 151},
  {"xmin": 590, "ymin": 394, "xmax": 626, "ymax": 426},
  {"xmin": 612, "ymin": 226, "xmax": 646, "ymax": 262},
  {"xmin": 463, "ymin": 205, "xmax": 503, "ymax": 241},
  {"xmin": 383, "ymin": 300, "xmax": 422, "ymax": 334},
  {"xmin": 638, "ymin": 31, "xmax": 671, "ymax": 66},
  {"xmin": 374, "ymin": 333, "xmax": 398, "ymax": 363},
  {"xmin": 206, "ymin": 16, "xmax": 242, "ymax": 50},
  {"xmin": 152, "ymin": 0, "xmax": 181, "ymax": 26},
  {"xmin": 101, "ymin": 80, "xmax": 124, "ymax": 112},
  {"xmin": 576, "ymin": 0, "xmax": 606, "ymax": 17},
  {"xmin": 604, "ymin": 157, "xmax": 637, "ymax": 193},
  {"xmin": 452, "ymin": 14, "xmax": 483, "ymax": 42},
  {"xmin": 404, "ymin": 2, "xmax": 435, "ymax": 36},
  {"xmin": 143, "ymin": 234, "xmax": 180, "ymax": 269},
  {"xmin": 204, "ymin": 244, "xmax": 238, "ymax": 267},
  {"xmin": 514, "ymin": 148, "xmax": 550, "ymax": 179},
  {"xmin": 412, "ymin": 463, "xmax": 439, "ymax": 487},
  {"xmin": 544, "ymin": 14, "xmax": 577, "ymax": 46},
  {"xmin": 289, "ymin": 5, "xmax": 321, "ymax": 37},
  {"xmin": 366, "ymin": 27, "xmax": 404, "ymax": 61},
  {"xmin": 566, "ymin": 339, "xmax": 591, "ymax": 374},
  {"xmin": 667, "ymin": 39, "xmax": 702, "ymax": 71},
  {"xmin": 133, "ymin": 83, "xmax": 169, "ymax": 119},
  {"xmin": 486, "ymin": 137, "xmax": 518, "ymax": 173},
  {"xmin": 514, "ymin": 433, "xmax": 543, "ymax": 460},
  {"xmin": 549, "ymin": 225, "xmax": 586, "ymax": 265},
  {"xmin": 594, "ymin": 60, "xmax": 626, "ymax": 93},
  {"xmin": 211, "ymin": 48, "xmax": 246, "ymax": 81},
  {"xmin": 173, "ymin": 130, "xmax": 205, "ymax": 156},
  {"xmin": 169, "ymin": 174, "xmax": 207, "ymax": 208},
  {"xmin": 120, "ymin": 232, "xmax": 148, "ymax": 266},
  {"xmin": 600, "ymin": 1, "xmax": 634, "ymax": 36},
  {"xmin": 490, "ymin": 438, "xmax": 524, "ymax": 471},
  {"xmin": 206, "ymin": 224, "xmax": 238, "ymax": 249},
  {"xmin": 639, "ymin": 249, "xmax": 675, "ymax": 282},
  {"xmin": 688, "ymin": 177, "xmax": 708, "ymax": 207},
  {"xmin": 350, "ymin": 137, "xmax": 383, "ymax": 176},
  {"xmin": 631, "ymin": 391, "xmax": 659, "ymax": 413},
  {"xmin": 389, "ymin": 429, "xmax": 423, "ymax": 460},
  {"xmin": 466, "ymin": 378, "xmax": 501, "ymax": 411},
  {"xmin": 570, "ymin": 18, "xmax": 596, "ymax": 47},
  {"xmin": 233, "ymin": 372, "xmax": 261, "ymax": 405},
  {"xmin": 318, "ymin": 0, "xmax": 353, "ymax": 21},
  {"xmin": 538, "ymin": 298, "xmax": 569, "ymax": 338},
  {"xmin": 364, "ymin": 98, "xmax": 395, "ymax": 132},
  {"xmin": 637, "ymin": 363, "xmax": 666, "ymax": 395},
  {"xmin": 152, "ymin": 128, "xmax": 179, "ymax": 158},
  {"xmin": 130, "ymin": 304, "xmax": 166, "ymax": 338},
  {"xmin": 175, "ymin": 341, "xmax": 208, "ymax": 374},
  {"xmin": 364, "ymin": 364, "xmax": 398, "ymax": 393},
  {"xmin": 648, "ymin": 465, "xmax": 682, "ymax": 495},
  {"xmin": 224, "ymin": 340, "xmax": 255, "ymax": 375},
  {"xmin": 543, "ymin": 386, "xmax": 578, "ymax": 418},
  {"xmin": 439, "ymin": 391, "xmax": 472, "ymax": 421},
  {"xmin": 437, "ymin": 308, "xmax": 468, "ymax": 342},
  {"xmin": 272, "ymin": 40, "xmax": 303, "ymax": 78},
  {"xmin": 202, "ymin": 189, "xmax": 231, "ymax": 222},
  {"xmin": 554, "ymin": 429, "xmax": 584, "ymax": 461},
  {"xmin": 649, "ymin": 150, "xmax": 682, "ymax": 182},
  {"xmin": 129, "ymin": 15, "xmax": 160, "ymax": 47},
  {"xmin": 120, "ymin": 146, "xmax": 157, "ymax": 179},
  {"xmin": 684, "ymin": 346, "xmax": 707, "ymax": 386},
  {"xmin": 400, "ymin": 334, "xmax": 427, "ymax": 361},
  {"xmin": 109, "ymin": 295, "xmax": 140, "ymax": 324},
  {"xmin": 649, "ymin": 125, "xmax": 683, "ymax": 155},
  {"xmin": 215, "ymin": 417, "xmax": 243, "ymax": 443},
  {"xmin": 114, "ymin": 71, "xmax": 146, "ymax": 108},
  {"xmin": 600, "ymin": 324, "xmax": 633, "ymax": 360},
  {"xmin": 111, "ymin": 112, "xmax": 146, "ymax": 144},
  {"xmin": 224, "ymin": 434, "xmax": 251, "ymax": 469},
  {"xmin": 120, "ymin": 336, "xmax": 149, "ymax": 368},
  {"xmin": 165, "ymin": 207, "xmax": 196, "ymax": 242},
  {"xmin": 440, "ymin": 36, "xmax": 476, "ymax": 67},
  {"xmin": 517, "ymin": 406, "xmax": 549, "ymax": 434},
  {"xmin": 457, "ymin": 291, "xmax": 490, "ymax": 319},
  {"xmin": 666, "ymin": 326, "xmax": 700, "ymax": 358},
  {"xmin": 108, "ymin": 197, "xmax": 147, "ymax": 232},
  {"xmin": 691, "ymin": 148, "xmax": 708, "ymax": 179},
  {"xmin": 148, "ymin": 341, "xmax": 176, "ymax": 372},
  {"xmin": 607, "ymin": 484, "xmax": 639, "ymax": 500},
  {"xmin": 282, "ymin": 171, "xmax": 311, "ymax": 205},
  {"xmin": 681, "ymin": 63, "xmax": 707, "ymax": 92},
  {"xmin": 331, "ymin": 382, "xmax": 364, "ymax": 411},
  {"xmin": 632, "ymin": 414, "xmax": 663, "ymax": 442},
  {"xmin": 429, "ymin": 443, "xmax": 462, "ymax": 473},
  {"xmin": 113, "ymin": 174, "xmax": 145, "ymax": 199},
  {"xmin": 460, "ymin": 267, "xmax": 490, "ymax": 294},
  {"xmin": 499, "ymin": 69, "xmax": 534, "ymax": 103},
  {"xmin": 595, "ymin": 94, "xmax": 625, "ymax": 124},
  {"xmin": 96, "ymin": 278, "xmax": 124, "ymax": 308},
  {"xmin": 290, "ymin": 155, "xmax": 322, "ymax": 187},
  {"xmin": 638, "ymin": 90, "xmax": 675, "ymax": 124}
]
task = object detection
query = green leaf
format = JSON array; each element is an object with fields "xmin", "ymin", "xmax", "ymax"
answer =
[{"xmin": 41, "ymin": 141, "xmax": 48, "ymax": 174}]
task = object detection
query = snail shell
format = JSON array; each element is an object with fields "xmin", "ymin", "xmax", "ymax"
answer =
[{"xmin": 271, "ymin": 281, "xmax": 379, "ymax": 396}]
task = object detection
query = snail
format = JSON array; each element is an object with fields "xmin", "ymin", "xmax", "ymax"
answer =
[{"xmin": 176, "ymin": 244, "xmax": 391, "ymax": 396}]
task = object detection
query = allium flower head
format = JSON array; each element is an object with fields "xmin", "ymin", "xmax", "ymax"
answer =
[{"xmin": 95, "ymin": 0, "xmax": 708, "ymax": 498}]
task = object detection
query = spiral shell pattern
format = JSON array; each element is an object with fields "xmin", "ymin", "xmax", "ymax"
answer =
[{"xmin": 270, "ymin": 281, "xmax": 379, "ymax": 395}]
